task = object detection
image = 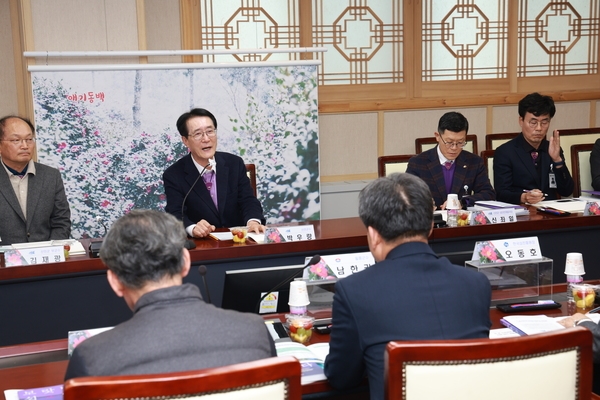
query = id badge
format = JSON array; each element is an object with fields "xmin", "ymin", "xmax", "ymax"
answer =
[{"xmin": 549, "ymin": 173, "xmax": 557, "ymax": 188}]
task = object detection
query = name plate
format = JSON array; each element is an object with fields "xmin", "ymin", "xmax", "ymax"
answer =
[
  {"xmin": 265, "ymin": 225, "xmax": 316, "ymax": 243},
  {"xmin": 472, "ymin": 237, "xmax": 542, "ymax": 264},
  {"xmin": 304, "ymin": 252, "xmax": 375, "ymax": 280},
  {"xmin": 471, "ymin": 208, "xmax": 517, "ymax": 225},
  {"xmin": 3, "ymin": 245, "xmax": 65, "ymax": 267}
]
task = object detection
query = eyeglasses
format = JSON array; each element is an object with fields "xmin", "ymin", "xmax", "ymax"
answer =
[
  {"xmin": 188, "ymin": 129, "xmax": 216, "ymax": 141},
  {"xmin": 527, "ymin": 118, "xmax": 550, "ymax": 129},
  {"xmin": 1, "ymin": 138, "xmax": 36, "ymax": 146},
  {"xmin": 438, "ymin": 135, "xmax": 466, "ymax": 149}
]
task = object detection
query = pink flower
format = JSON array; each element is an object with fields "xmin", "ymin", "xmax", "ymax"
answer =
[
  {"xmin": 140, "ymin": 168, "xmax": 146, "ymax": 174},
  {"xmin": 101, "ymin": 200, "xmax": 110, "ymax": 208},
  {"xmin": 480, "ymin": 246, "xmax": 497, "ymax": 261},
  {"xmin": 57, "ymin": 142, "xmax": 67, "ymax": 151},
  {"xmin": 310, "ymin": 263, "xmax": 329, "ymax": 278},
  {"xmin": 268, "ymin": 231, "xmax": 281, "ymax": 243}
]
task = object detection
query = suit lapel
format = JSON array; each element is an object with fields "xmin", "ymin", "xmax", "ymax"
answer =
[
  {"xmin": 515, "ymin": 143, "xmax": 541, "ymax": 187},
  {"xmin": 183, "ymin": 155, "xmax": 219, "ymax": 220},
  {"xmin": 215, "ymin": 153, "xmax": 228, "ymax": 219},
  {"xmin": 26, "ymin": 169, "xmax": 43, "ymax": 229},
  {"xmin": 427, "ymin": 149, "xmax": 447, "ymax": 200},
  {"xmin": 450, "ymin": 153, "xmax": 468, "ymax": 194},
  {"xmin": 0, "ymin": 166, "xmax": 26, "ymax": 222}
]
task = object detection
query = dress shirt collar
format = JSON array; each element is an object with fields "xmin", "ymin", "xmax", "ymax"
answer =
[
  {"xmin": 191, "ymin": 155, "xmax": 217, "ymax": 174},
  {"xmin": 1, "ymin": 159, "xmax": 35, "ymax": 177},
  {"xmin": 436, "ymin": 145, "xmax": 454, "ymax": 165}
]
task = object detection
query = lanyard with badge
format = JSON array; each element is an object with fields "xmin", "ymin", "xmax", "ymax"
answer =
[{"xmin": 549, "ymin": 164, "xmax": 557, "ymax": 188}]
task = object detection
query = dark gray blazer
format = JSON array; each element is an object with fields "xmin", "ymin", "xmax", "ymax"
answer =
[
  {"xmin": 0, "ymin": 161, "xmax": 71, "ymax": 245},
  {"xmin": 64, "ymin": 284, "xmax": 276, "ymax": 380},
  {"xmin": 324, "ymin": 242, "xmax": 492, "ymax": 400}
]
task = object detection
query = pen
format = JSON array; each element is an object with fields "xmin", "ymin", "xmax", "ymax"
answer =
[{"xmin": 523, "ymin": 189, "xmax": 548, "ymax": 197}]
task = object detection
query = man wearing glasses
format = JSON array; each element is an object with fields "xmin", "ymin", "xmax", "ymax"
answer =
[
  {"xmin": 494, "ymin": 93, "xmax": 574, "ymax": 204},
  {"xmin": 0, "ymin": 116, "xmax": 71, "ymax": 244},
  {"xmin": 406, "ymin": 111, "xmax": 495, "ymax": 209},
  {"xmin": 163, "ymin": 108, "xmax": 265, "ymax": 238}
]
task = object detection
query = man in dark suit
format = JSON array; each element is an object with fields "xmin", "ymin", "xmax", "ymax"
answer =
[
  {"xmin": 494, "ymin": 93, "xmax": 574, "ymax": 204},
  {"xmin": 163, "ymin": 108, "xmax": 265, "ymax": 238},
  {"xmin": 406, "ymin": 111, "xmax": 494, "ymax": 209},
  {"xmin": 64, "ymin": 210, "xmax": 276, "ymax": 380},
  {"xmin": 324, "ymin": 173, "xmax": 492, "ymax": 400},
  {"xmin": 0, "ymin": 116, "xmax": 70, "ymax": 245}
]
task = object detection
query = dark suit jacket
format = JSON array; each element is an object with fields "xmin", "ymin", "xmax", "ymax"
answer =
[
  {"xmin": 163, "ymin": 152, "xmax": 264, "ymax": 229},
  {"xmin": 406, "ymin": 147, "xmax": 495, "ymax": 208},
  {"xmin": 0, "ymin": 161, "xmax": 71, "ymax": 245},
  {"xmin": 591, "ymin": 138, "xmax": 600, "ymax": 191},
  {"xmin": 65, "ymin": 284, "xmax": 276, "ymax": 379},
  {"xmin": 494, "ymin": 133, "xmax": 574, "ymax": 204},
  {"xmin": 324, "ymin": 242, "xmax": 491, "ymax": 400}
]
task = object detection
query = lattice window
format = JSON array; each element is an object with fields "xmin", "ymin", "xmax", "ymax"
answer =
[
  {"xmin": 518, "ymin": 0, "xmax": 599, "ymax": 76},
  {"xmin": 312, "ymin": 0, "xmax": 403, "ymax": 85},
  {"xmin": 422, "ymin": 0, "xmax": 509, "ymax": 81},
  {"xmin": 199, "ymin": 0, "xmax": 301, "ymax": 62}
]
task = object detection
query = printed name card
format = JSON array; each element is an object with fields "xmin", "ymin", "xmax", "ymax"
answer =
[
  {"xmin": 3, "ymin": 246, "xmax": 65, "ymax": 267},
  {"xmin": 472, "ymin": 236, "xmax": 542, "ymax": 264},
  {"xmin": 304, "ymin": 252, "xmax": 375, "ymax": 280},
  {"xmin": 265, "ymin": 225, "xmax": 316, "ymax": 243},
  {"xmin": 471, "ymin": 208, "xmax": 517, "ymax": 225}
]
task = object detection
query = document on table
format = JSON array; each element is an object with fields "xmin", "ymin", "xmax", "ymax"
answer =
[{"xmin": 532, "ymin": 198, "xmax": 587, "ymax": 213}]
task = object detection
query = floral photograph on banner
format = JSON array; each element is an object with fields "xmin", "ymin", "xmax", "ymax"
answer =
[{"xmin": 31, "ymin": 65, "xmax": 320, "ymax": 238}]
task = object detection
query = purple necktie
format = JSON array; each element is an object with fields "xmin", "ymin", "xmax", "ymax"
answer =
[
  {"xmin": 202, "ymin": 170, "xmax": 218, "ymax": 209},
  {"xmin": 444, "ymin": 161, "xmax": 453, "ymax": 170},
  {"xmin": 531, "ymin": 151, "xmax": 539, "ymax": 164}
]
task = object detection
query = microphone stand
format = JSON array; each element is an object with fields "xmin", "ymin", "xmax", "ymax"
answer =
[{"xmin": 254, "ymin": 255, "xmax": 322, "ymax": 313}]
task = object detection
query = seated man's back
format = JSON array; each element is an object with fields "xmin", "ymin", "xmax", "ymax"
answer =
[
  {"xmin": 324, "ymin": 173, "xmax": 491, "ymax": 400},
  {"xmin": 64, "ymin": 210, "xmax": 275, "ymax": 380}
]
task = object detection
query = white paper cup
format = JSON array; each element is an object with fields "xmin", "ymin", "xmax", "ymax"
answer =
[
  {"xmin": 288, "ymin": 280, "xmax": 310, "ymax": 307},
  {"xmin": 446, "ymin": 194, "xmax": 460, "ymax": 210},
  {"xmin": 564, "ymin": 252, "xmax": 585, "ymax": 275}
]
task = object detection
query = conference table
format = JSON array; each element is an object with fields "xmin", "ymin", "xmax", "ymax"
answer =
[
  {"xmin": 0, "ymin": 284, "xmax": 587, "ymax": 398},
  {"xmin": 1, "ymin": 207, "xmax": 599, "ymax": 348}
]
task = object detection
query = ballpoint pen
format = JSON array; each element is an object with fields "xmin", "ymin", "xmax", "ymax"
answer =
[{"xmin": 523, "ymin": 189, "xmax": 548, "ymax": 197}]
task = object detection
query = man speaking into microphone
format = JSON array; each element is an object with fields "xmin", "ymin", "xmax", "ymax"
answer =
[{"xmin": 163, "ymin": 108, "xmax": 265, "ymax": 238}]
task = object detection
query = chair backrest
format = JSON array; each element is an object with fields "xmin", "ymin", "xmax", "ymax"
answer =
[
  {"xmin": 245, "ymin": 163, "xmax": 257, "ymax": 197},
  {"xmin": 571, "ymin": 143, "xmax": 595, "ymax": 198},
  {"xmin": 485, "ymin": 132, "xmax": 519, "ymax": 150},
  {"xmin": 385, "ymin": 328, "xmax": 593, "ymax": 400},
  {"xmin": 378, "ymin": 155, "xmax": 416, "ymax": 177},
  {"xmin": 64, "ymin": 356, "xmax": 302, "ymax": 400},
  {"xmin": 480, "ymin": 149, "xmax": 495, "ymax": 187},
  {"xmin": 557, "ymin": 128, "xmax": 600, "ymax": 177},
  {"xmin": 415, "ymin": 134, "xmax": 478, "ymax": 155}
]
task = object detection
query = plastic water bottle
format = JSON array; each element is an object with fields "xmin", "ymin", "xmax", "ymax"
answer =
[
  {"xmin": 567, "ymin": 274, "xmax": 584, "ymax": 313},
  {"xmin": 447, "ymin": 209, "xmax": 458, "ymax": 227}
]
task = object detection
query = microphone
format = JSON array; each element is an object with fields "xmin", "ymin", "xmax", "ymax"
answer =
[
  {"xmin": 255, "ymin": 255, "xmax": 322, "ymax": 313},
  {"xmin": 180, "ymin": 158, "xmax": 215, "ymax": 225},
  {"xmin": 179, "ymin": 156, "xmax": 217, "ymax": 236},
  {"xmin": 96, "ymin": 216, "xmax": 108, "ymax": 237},
  {"xmin": 198, "ymin": 265, "xmax": 212, "ymax": 304}
]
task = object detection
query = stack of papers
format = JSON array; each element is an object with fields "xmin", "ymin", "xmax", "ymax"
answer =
[
  {"xmin": 533, "ymin": 199, "xmax": 587, "ymax": 213},
  {"xmin": 474, "ymin": 201, "xmax": 529, "ymax": 216}
]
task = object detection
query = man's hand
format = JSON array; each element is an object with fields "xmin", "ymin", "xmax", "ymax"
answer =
[
  {"xmin": 548, "ymin": 129, "xmax": 562, "ymax": 163},
  {"xmin": 558, "ymin": 313, "xmax": 590, "ymax": 328},
  {"xmin": 439, "ymin": 200, "xmax": 447, "ymax": 210},
  {"xmin": 247, "ymin": 220, "xmax": 266, "ymax": 234},
  {"xmin": 521, "ymin": 189, "xmax": 545, "ymax": 204},
  {"xmin": 192, "ymin": 220, "xmax": 215, "ymax": 238}
]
